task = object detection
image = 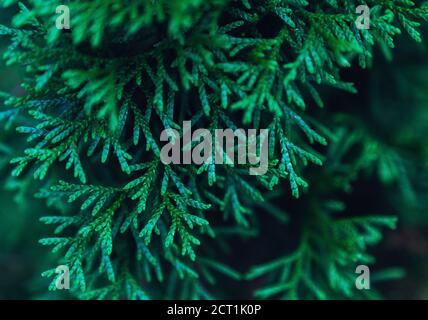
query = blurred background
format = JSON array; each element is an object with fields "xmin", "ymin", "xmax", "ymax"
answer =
[{"xmin": 0, "ymin": 6, "xmax": 64, "ymax": 299}]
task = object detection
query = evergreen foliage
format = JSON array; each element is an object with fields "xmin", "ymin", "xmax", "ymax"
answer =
[{"xmin": 1, "ymin": 0, "xmax": 428, "ymax": 299}]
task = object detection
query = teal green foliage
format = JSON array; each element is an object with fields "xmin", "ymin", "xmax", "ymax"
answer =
[
  {"xmin": 247, "ymin": 215, "xmax": 398, "ymax": 299},
  {"xmin": 1, "ymin": 0, "xmax": 428, "ymax": 299}
]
